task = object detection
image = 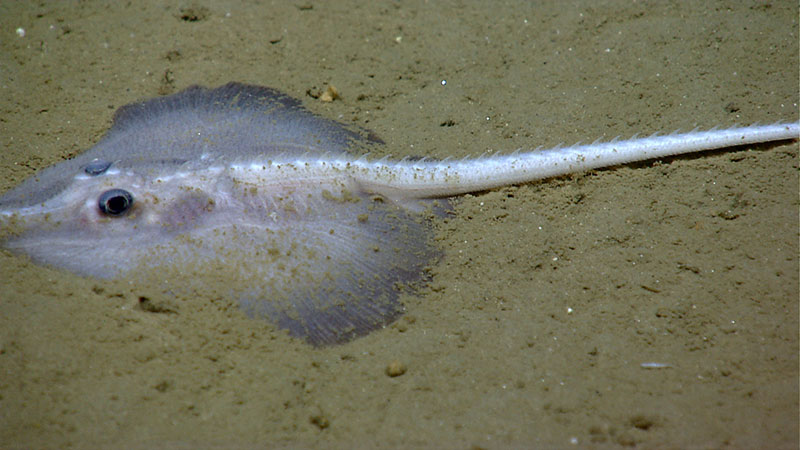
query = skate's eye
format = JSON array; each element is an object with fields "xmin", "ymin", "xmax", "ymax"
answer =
[
  {"xmin": 98, "ymin": 189, "xmax": 134, "ymax": 216},
  {"xmin": 84, "ymin": 159, "xmax": 112, "ymax": 176}
]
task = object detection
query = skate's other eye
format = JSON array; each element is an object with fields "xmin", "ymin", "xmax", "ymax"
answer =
[
  {"xmin": 98, "ymin": 189, "xmax": 134, "ymax": 216},
  {"xmin": 83, "ymin": 158, "xmax": 112, "ymax": 176}
]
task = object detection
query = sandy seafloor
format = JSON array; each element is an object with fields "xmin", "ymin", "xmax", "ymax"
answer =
[{"xmin": 0, "ymin": 1, "xmax": 797, "ymax": 448}]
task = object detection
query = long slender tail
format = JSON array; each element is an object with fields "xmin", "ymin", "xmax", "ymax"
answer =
[{"xmin": 351, "ymin": 122, "xmax": 799, "ymax": 199}]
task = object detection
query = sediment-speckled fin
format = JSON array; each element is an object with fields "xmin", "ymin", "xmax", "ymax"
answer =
[{"xmin": 236, "ymin": 197, "xmax": 444, "ymax": 346}]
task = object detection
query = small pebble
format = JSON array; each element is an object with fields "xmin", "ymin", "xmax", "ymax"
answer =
[
  {"xmin": 385, "ymin": 360, "xmax": 406, "ymax": 377},
  {"xmin": 320, "ymin": 85, "xmax": 339, "ymax": 102}
]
